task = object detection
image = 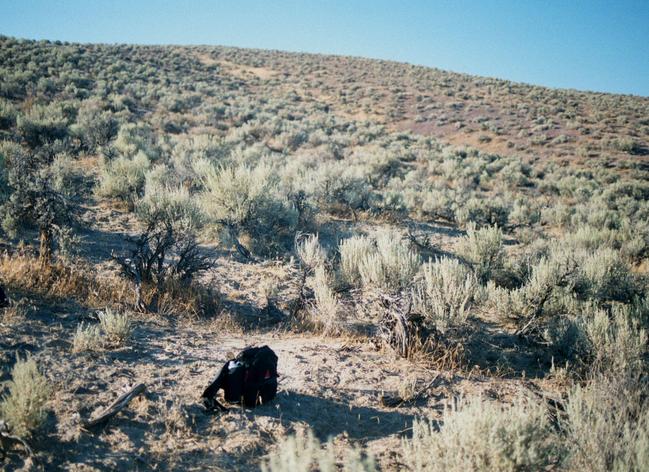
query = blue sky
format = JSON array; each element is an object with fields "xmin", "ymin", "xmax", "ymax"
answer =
[{"xmin": 2, "ymin": 1, "xmax": 649, "ymax": 96}]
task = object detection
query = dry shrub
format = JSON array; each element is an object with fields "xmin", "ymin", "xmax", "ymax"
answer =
[
  {"xmin": 0, "ymin": 252, "xmax": 219, "ymax": 318},
  {"xmin": 146, "ymin": 279, "xmax": 221, "ymax": 318},
  {"xmin": 0, "ymin": 355, "xmax": 51, "ymax": 437},
  {"xmin": 402, "ymin": 396, "xmax": 561, "ymax": 471},
  {"xmin": 0, "ymin": 298, "xmax": 33, "ymax": 324}
]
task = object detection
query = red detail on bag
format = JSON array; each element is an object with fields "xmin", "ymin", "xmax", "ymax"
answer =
[{"xmin": 264, "ymin": 369, "xmax": 271, "ymax": 379}]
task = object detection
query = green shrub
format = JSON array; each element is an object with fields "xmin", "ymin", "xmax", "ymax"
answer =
[
  {"xmin": 199, "ymin": 163, "xmax": 298, "ymax": 256},
  {"xmin": 581, "ymin": 305, "xmax": 647, "ymax": 375},
  {"xmin": 565, "ymin": 374, "xmax": 649, "ymax": 472},
  {"xmin": 346, "ymin": 229, "xmax": 420, "ymax": 291},
  {"xmin": 455, "ymin": 198, "xmax": 509, "ymax": 228},
  {"xmin": 402, "ymin": 396, "xmax": 561, "ymax": 472},
  {"xmin": 414, "ymin": 257, "xmax": 478, "ymax": 330},
  {"xmin": 16, "ymin": 104, "xmax": 69, "ymax": 148},
  {"xmin": 96, "ymin": 151, "xmax": 151, "ymax": 204},
  {"xmin": 49, "ymin": 153, "xmax": 83, "ymax": 197},
  {"xmin": 262, "ymin": 429, "xmax": 376, "ymax": 472},
  {"xmin": 576, "ymin": 248, "xmax": 638, "ymax": 303},
  {"xmin": 457, "ymin": 225, "xmax": 505, "ymax": 283},
  {"xmin": 72, "ymin": 100, "xmax": 118, "ymax": 152},
  {"xmin": 0, "ymin": 355, "xmax": 51, "ymax": 437},
  {"xmin": 0, "ymin": 98, "xmax": 17, "ymax": 130}
]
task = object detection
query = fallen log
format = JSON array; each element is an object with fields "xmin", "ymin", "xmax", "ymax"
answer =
[{"xmin": 83, "ymin": 383, "xmax": 146, "ymax": 430}]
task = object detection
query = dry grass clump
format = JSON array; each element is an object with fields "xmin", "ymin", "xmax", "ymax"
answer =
[
  {"xmin": 262, "ymin": 429, "xmax": 376, "ymax": 472},
  {"xmin": 402, "ymin": 396, "xmax": 561, "ymax": 472},
  {"xmin": 0, "ymin": 355, "xmax": 51, "ymax": 437},
  {"xmin": 0, "ymin": 298, "xmax": 33, "ymax": 324},
  {"xmin": 147, "ymin": 279, "xmax": 222, "ymax": 318},
  {"xmin": 0, "ymin": 252, "xmax": 132, "ymax": 307}
]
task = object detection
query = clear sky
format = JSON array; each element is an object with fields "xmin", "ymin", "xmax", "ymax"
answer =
[{"xmin": 2, "ymin": 0, "xmax": 649, "ymax": 96}]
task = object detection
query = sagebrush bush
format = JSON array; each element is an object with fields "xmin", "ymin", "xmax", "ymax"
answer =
[
  {"xmin": 576, "ymin": 248, "xmax": 638, "ymax": 303},
  {"xmin": 72, "ymin": 322, "xmax": 103, "ymax": 352},
  {"xmin": 457, "ymin": 224, "xmax": 505, "ymax": 283},
  {"xmin": 339, "ymin": 235, "xmax": 374, "ymax": 287},
  {"xmin": 72, "ymin": 100, "xmax": 118, "ymax": 152},
  {"xmin": 402, "ymin": 396, "xmax": 561, "ymax": 472},
  {"xmin": 262, "ymin": 429, "xmax": 376, "ymax": 472},
  {"xmin": 200, "ymin": 162, "xmax": 298, "ymax": 256},
  {"xmin": 564, "ymin": 374, "xmax": 649, "ymax": 472},
  {"xmin": 296, "ymin": 233, "xmax": 327, "ymax": 271},
  {"xmin": 309, "ymin": 265, "xmax": 340, "ymax": 333},
  {"xmin": 582, "ymin": 304, "xmax": 647, "ymax": 375},
  {"xmin": 97, "ymin": 151, "xmax": 151, "ymax": 203},
  {"xmin": 16, "ymin": 103, "xmax": 69, "ymax": 148},
  {"xmin": 414, "ymin": 257, "xmax": 477, "ymax": 329},
  {"xmin": 98, "ymin": 308, "xmax": 132, "ymax": 345},
  {"xmin": 455, "ymin": 197, "xmax": 509, "ymax": 228},
  {"xmin": 357, "ymin": 229, "xmax": 421, "ymax": 291},
  {"xmin": 0, "ymin": 355, "xmax": 51, "ymax": 437}
]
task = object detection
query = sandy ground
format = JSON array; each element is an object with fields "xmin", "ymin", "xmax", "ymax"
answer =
[
  {"xmin": 0, "ymin": 204, "xmax": 552, "ymax": 471},
  {"xmin": 2, "ymin": 308, "xmax": 542, "ymax": 471}
]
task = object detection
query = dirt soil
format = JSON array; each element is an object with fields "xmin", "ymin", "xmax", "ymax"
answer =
[
  {"xmin": 0, "ymin": 205, "xmax": 553, "ymax": 471},
  {"xmin": 1, "ymin": 301, "xmax": 549, "ymax": 472}
]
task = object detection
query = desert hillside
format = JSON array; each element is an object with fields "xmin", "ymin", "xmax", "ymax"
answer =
[{"xmin": 0, "ymin": 36, "xmax": 648, "ymax": 471}]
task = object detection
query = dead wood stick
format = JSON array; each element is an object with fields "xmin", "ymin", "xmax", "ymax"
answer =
[
  {"xmin": 0, "ymin": 420, "xmax": 33, "ymax": 459},
  {"xmin": 83, "ymin": 383, "xmax": 146, "ymax": 429}
]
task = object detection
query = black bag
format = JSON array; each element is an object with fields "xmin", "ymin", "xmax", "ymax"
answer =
[
  {"xmin": 0, "ymin": 283, "xmax": 8, "ymax": 309},
  {"xmin": 202, "ymin": 345, "xmax": 278, "ymax": 411}
]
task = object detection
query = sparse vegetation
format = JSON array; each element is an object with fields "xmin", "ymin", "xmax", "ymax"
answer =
[{"xmin": 0, "ymin": 35, "xmax": 647, "ymax": 470}]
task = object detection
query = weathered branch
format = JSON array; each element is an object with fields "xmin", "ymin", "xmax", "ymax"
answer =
[
  {"xmin": 0, "ymin": 420, "xmax": 33, "ymax": 459},
  {"xmin": 83, "ymin": 383, "xmax": 146, "ymax": 430}
]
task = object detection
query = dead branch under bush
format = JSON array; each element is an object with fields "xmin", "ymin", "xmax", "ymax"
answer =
[{"xmin": 0, "ymin": 420, "xmax": 32, "ymax": 459}]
